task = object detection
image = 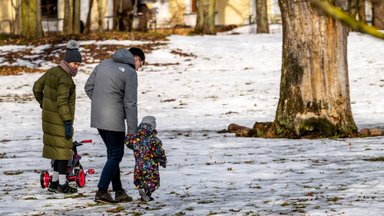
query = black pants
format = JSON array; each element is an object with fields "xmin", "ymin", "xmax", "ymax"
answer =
[{"xmin": 53, "ymin": 160, "xmax": 68, "ymax": 175}]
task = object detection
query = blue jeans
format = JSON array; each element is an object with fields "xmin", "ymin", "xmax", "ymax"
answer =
[{"xmin": 97, "ymin": 129, "xmax": 125, "ymax": 191}]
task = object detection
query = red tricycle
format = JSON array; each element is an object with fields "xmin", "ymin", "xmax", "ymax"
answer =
[{"xmin": 40, "ymin": 139, "xmax": 95, "ymax": 189}]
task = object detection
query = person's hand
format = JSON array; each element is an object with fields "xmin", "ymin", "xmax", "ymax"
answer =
[
  {"xmin": 64, "ymin": 121, "xmax": 72, "ymax": 140},
  {"xmin": 125, "ymin": 134, "xmax": 134, "ymax": 150}
]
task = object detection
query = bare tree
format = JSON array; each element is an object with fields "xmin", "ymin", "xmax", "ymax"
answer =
[
  {"xmin": 21, "ymin": 0, "xmax": 43, "ymax": 38},
  {"xmin": 84, "ymin": 0, "xmax": 94, "ymax": 34},
  {"xmin": 63, "ymin": 0, "xmax": 81, "ymax": 35},
  {"xmin": 256, "ymin": 0, "xmax": 269, "ymax": 33},
  {"xmin": 372, "ymin": 0, "xmax": 384, "ymax": 29},
  {"xmin": 11, "ymin": 0, "xmax": 22, "ymax": 35},
  {"xmin": 63, "ymin": 0, "xmax": 73, "ymax": 34},
  {"xmin": 275, "ymin": 0, "xmax": 357, "ymax": 137},
  {"xmin": 350, "ymin": 0, "xmax": 366, "ymax": 23},
  {"xmin": 113, "ymin": 0, "xmax": 135, "ymax": 31}
]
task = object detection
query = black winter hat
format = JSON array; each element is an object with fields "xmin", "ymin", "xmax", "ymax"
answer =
[
  {"xmin": 129, "ymin": 47, "xmax": 145, "ymax": 64},
  {"xmin": 64, "ymin": 40, "xmax": 82, "ymax": 63}
]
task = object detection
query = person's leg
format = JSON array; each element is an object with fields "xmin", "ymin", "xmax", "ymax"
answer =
[
  {"xmin": 97, "ymin": 129, "xmax": 124, "ymax": 190},
  {"xmin": 96, "ymin": 129, "xmax": 126, "ymax": 203},
  {"xmin": 56, "ymin": 160, "xmax": 77, "ymax": 193},
  {"xmin": 48, "ymin": 160, "xmax": 59, "ymax": 192},
  {"xmin": 110, "ymin": 132, "xmax": 125, "ymax": 192}
]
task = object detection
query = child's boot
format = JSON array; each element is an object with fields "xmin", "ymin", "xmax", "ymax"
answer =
[
  {"xmin": 57, "ymin": 183, "xmax": 78, "ymax": 194},
  {"xmin": 48, "ymin": 181, "xmax": 58, "ymax": 192},
  {"xmin": 138, "ymin": 189, "xmax": 151, "ymax": 202}
]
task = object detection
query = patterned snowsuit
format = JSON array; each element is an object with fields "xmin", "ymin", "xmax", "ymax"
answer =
[{"xmin": 126, "ymin": 123, "xmax": 167, "ymax": 195}]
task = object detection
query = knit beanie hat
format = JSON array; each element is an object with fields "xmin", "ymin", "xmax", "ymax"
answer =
[
  {"xmin": 129, "ymin": 47, "xmax": 145, "ymax": 64},
  {"xmin": 64, "ymin": 40, "xmax": 82, "ymax": 63},
  {"xmin": 141, "ymin": 116, "xmax": 156, "ymax": 129}
]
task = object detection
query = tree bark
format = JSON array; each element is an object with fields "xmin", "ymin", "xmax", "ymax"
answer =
[
  {"xmin": 21, "ymin": 0, "xmax": 42, "ymax": 38},
  {"xmin": 63, "ymin": 0, "xmax": 74, "ymax": 35},
  {"xmin": 207, "ymin": 0, "xmax": 216, "ymax": 34},
  {"xmin": 195, "ymin": 0, "xmax": 205, "ymax": 33},
  {"xmin": 275, "ymin": 0, "xmax": 357, "ymax": 138},
  {"xmin": 194, "ymin": 0, "xmax": 216, "ymax": 34},
  {"xmin": 256, "ymin": 0, "xmax": 270, "ymax": 33},
  {"xmin": 73, "ymin": 0, "xmax": 81, "ymax": 34},
  {"xmin": 372, "ymin": 0, "xmax": 384, "ymax": 29},
  {"xmin": 98, "ymin": 0, "xmax": 105, "ymax": 32}
]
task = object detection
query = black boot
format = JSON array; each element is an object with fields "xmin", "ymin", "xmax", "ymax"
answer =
[
  {"xmin": 57, "ymin": 183, "xmax": 78, "ymax": 194},
  {"xmin": 48, "ymin": 181, "xmax": 58, "ymax": 192}
]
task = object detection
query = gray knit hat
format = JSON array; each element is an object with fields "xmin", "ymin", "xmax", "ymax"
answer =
[
  {"xmin": 64, "ymin": 40, "xmax": 82, "ymax": 63},
  {"xmin": 141, "ymin": 116, "xmax": 156, "ymax": 129}
]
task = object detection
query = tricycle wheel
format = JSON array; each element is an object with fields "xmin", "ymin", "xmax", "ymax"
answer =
[
  {"xmin": 40, "ymin": 171, "xmax": 51, "ymax": 188},
  {"xmin": 75, "ymin": 165, "xmax": 86, "ymax": 188}
]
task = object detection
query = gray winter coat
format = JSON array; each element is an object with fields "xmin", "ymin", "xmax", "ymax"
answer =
[{"xmin": 84, "ymin": 48, "xmax": 138, "ymax": 134}]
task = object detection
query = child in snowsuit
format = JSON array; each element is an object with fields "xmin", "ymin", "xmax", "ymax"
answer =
[{"xmin": 126, "ymin": 116, "xmax": 167, "ymax": 201}]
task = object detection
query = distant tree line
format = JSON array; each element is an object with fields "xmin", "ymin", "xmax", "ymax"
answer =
[{"xmin": 6, "ymin": 0, "xmax": 384, "ymax": 39}]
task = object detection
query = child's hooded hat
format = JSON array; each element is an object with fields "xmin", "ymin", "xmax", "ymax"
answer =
[{"xmin": 141, "ymin": 116, "xmax": 156, "ymax": 129}]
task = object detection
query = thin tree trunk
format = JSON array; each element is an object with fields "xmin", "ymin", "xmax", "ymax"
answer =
[
  {"xmin": 256, "ymin": 0, "xmax": 270, "ymax": 33},
  {"xmin": 73, "ymin": 0, "xmax": 81, "ymax": 34},
  {"xmin": 11, "ymin": 0, "xmax": 22, "ymax": 35},
  {"xmin": 350, "ymin": 0, "xmax": 366, "ymax": 23},
  {"xmin": 195, "ymin": 0, "xmax": 205, "ymax": 33},
  {"xmin": 275, "ymin": 0, "xmax": 357, "ymax": 137},
  {"xmin": 98, "ymin": 0, "xmax": 105, "ymax": 32},
  {"xmin": 85, "ymin": 0, "xmax": 94, "ymax": 33},
  {"xmin": 63, "ymin": 0, "xmax": 74, "ymax": 35}
]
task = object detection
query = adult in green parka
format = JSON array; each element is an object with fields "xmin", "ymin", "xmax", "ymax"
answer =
[{"xmin": 33, "ymin": 40, "xmax": 82, "ymax": 194}]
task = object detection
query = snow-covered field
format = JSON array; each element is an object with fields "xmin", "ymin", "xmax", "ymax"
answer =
[{"xmin": 1, "ymin": 27, "xmax": 384, "ymax": 215}]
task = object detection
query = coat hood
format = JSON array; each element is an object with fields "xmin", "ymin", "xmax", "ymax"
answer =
[
  {"xmin": 137, "ymin": 123, "xmax": 157, "ymax": 137},
  {"xmin": 113, "ymin": 48, "xmax": 134, "ymax": 66}
]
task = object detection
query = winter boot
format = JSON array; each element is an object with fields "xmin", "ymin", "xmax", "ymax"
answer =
[
  {"xmin": 95, "ymin": 189, "xmax": 115, "ymax": 203},
  {"xmin": 57, "ymin": 183, "xmax": 78, "ymax": 194},
  {"xmin": 138, "ymin": 189, "xmax": 151, "ymax": 202},
  {"xmin": 48, "ymin": 181, "xmax": 58, "ymax": 192},
  {"xmin": 115, "ymin": 189, "xmax": 133, "ymax": 203}
]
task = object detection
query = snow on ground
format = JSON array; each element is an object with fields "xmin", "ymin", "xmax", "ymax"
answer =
[{"xmin": 0, "ymin": 27, "xmax": 383, "ymax": 215}]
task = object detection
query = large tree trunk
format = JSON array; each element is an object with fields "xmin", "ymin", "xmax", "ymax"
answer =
[
  {"xmin": 194, "ymin": 0, "xmax": 216, "ymax": 34},
  {"xmin": 275, "ymin": 0, "xmax": 357, "ymax": 138},
  {"xmin": 21, "ymin": 0, "xmax": 43, "ymax": 38},
  {"xmin": 372, "ymin": 0, "xmax": 384, "ymax": 29},
  {"xmin": 256, "ymin": 0, "xmax": 269, "ymax": 33}
]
